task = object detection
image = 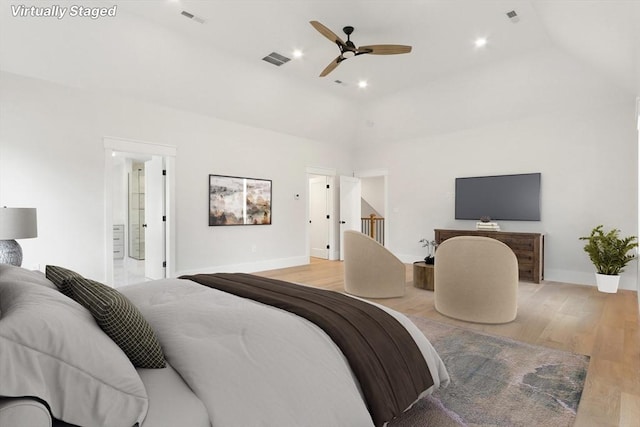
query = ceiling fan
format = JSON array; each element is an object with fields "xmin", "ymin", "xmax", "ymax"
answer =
[{"xmin": 310, "ymin": 20, "xmax": 412, "ymax": 77}]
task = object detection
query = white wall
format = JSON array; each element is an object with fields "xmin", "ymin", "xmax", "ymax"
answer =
[
  {"xmin": 350, "ymin": 43, "xmax": 639, "ymax": 291},
  {"xmin": 0, "ymin": 71, "xmax": 351, "ymax": 281},
  {"xmin": 0, "ymin": 3, "xmax": 358, "ymax": 147},
  {"xmin": 1, "ymin": 47, "xmax": 638, "ymax": 291},
  {"xmin": 353, "ymin": 102, "xmax": 638, "ymax": 289}
]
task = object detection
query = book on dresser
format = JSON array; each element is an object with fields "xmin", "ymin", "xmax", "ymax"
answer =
[{"xmin": 434, "ymin": 229, "xmax": 544, "ymax": 283}]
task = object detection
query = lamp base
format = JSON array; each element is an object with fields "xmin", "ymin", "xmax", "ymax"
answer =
[{"xmin": 0, "ymin": 239, "xmax": 23, "ymax": 266}]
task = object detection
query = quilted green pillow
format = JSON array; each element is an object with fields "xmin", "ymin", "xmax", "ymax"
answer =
[
  {"xmin": 65, "ymin": 276, "xmax": 166, "ymax": 369},
  {"xmin": 45, "ymin": 265, "xmax": 81, "ymax": 298}
]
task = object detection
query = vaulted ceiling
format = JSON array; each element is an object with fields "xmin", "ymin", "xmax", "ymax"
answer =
[
  {"xmin": 113, "ymin": 0, "xmax": 640, "ymax": 99},
  {"xmin": 1, "ymin": 1, "xmax": 638, "ymax": 145}
]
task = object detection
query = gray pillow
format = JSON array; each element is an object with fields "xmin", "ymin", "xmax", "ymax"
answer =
[
  {"xmin": 0, "ymin": 267, "xmax": 149, "ymax": 426},
  {"xmin": 45, "ymin": 265, "xmax": 82, "ymax": 297},
  {"xmin": 65, "ymin": 276, "xmax": 166, "ymax": 369},
  {"xmin": 0, "ymin": 264, "xmax": 57, "ymax": 289}
]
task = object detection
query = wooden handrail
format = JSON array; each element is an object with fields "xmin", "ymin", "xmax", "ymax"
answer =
[{"xmin": 361, "ymin": 214, "xmax": 385, "ymax": 242}]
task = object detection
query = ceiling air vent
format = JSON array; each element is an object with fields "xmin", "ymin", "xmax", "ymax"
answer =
[
  {"xmin": 181, "ymin": 10, "xmax": 205, "ymax": 24},
  {"xmin": 262, "ymin": 52, "xmax": 291, "ymax": 66},
  {"xmin": 506, "ymin": 10, "xmax": 519, "ymax": 23}
]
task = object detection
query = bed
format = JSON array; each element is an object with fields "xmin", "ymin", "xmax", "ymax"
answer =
[{"xmin": 0, "ymin": 264, "xmax": 449, "ymax": 427}]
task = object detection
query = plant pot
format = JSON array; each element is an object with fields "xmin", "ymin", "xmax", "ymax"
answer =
[{"xmin": 595, "ymin": 273, "xmax": 620, "ymax": 293}]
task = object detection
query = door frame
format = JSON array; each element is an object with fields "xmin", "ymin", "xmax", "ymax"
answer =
[
  {"xmin": 339, "ymin": 175, "xmax": 362, "ymax": 261},
  {"xmin": 104, "ymin": 137, "xmax": 176, "ymax": 286}
]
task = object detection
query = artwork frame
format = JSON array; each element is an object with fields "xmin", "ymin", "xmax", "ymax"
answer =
[{"xmin": 209, "ymin": 174, "xmax": 272, "ymax": 226}]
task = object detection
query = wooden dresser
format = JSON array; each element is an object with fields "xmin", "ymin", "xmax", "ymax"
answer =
[{"xmin": 434, "ymin": 229, "xmax": 544, "ymax": 283}]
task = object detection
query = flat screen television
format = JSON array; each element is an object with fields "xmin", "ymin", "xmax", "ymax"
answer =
[{"xmin": 455, "ymin": 173, "xmax": 541, "ymax": 221}]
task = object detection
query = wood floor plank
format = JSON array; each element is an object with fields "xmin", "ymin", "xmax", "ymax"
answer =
[
  {"xmin": 256, "ymin": 258, "xmax": 640, "ymax": 426},
  {"xmin": 619, "ymin": 391, "xmax": 640, "ymax": 427}
]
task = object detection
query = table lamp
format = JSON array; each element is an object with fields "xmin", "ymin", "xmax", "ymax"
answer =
[{"xmin": 0, "ymin": 207, "xmax": 38, "ymax": 266}]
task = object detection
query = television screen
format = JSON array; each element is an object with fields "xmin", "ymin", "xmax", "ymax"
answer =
[{"xmin": 455, "ymin": 173, "xmax": 541, "ymax": 221}]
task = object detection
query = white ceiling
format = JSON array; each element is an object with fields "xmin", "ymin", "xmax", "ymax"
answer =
[
  {"xmin": 1, "ymin": 0, "xmax": 638, "ymax": 144},
  {"xmin": 120, "ymin": 0, "xmax": 640, "ymax": 99}
]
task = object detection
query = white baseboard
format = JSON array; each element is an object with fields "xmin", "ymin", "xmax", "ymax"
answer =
[
  {"xmin": 544, "ymin": 268, "xmax": 638, "ymax": 291},
  {"xmin": 175, "ymin": 256, "xmax": 309, "ymax": 277},
  {"xmin": 397, "ymin": 253, "xmax": 426, "ymax": 264},
  {"xmin": 397, "ymin": 257, "xmax": 638, "ymax": 292}
]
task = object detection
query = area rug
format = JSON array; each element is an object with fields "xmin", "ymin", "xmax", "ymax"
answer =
[{"xmin": 390, "ymin": 316, "xmax": 590, "ymax": 427}]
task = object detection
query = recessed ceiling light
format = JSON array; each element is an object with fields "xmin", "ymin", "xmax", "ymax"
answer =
[
  {"xmin": 474, "ymin": 37, "xmax": 488, "ymax": 48},
  {"xmin": 292, "ymin": 49, "xmax": 303, "ymax": 59},
  {"xmin": 358, "ymin": 80, "xmax": 368, "ymax": 89}
]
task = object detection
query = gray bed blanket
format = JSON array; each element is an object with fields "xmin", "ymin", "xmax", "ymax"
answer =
[{"xmin": 181, "ymin": 273, "xmax": 434, "ymax": 426}]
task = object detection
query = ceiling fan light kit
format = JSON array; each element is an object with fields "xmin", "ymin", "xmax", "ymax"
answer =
[{"xmin": 309, "ymin": 20, "xmax": 412, "ymax": 77}]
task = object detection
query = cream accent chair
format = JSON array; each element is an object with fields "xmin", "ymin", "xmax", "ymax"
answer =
[
  {"xmin": 343, "ymin": 230, "xmax": 406, "ymax": 298},
  {"xmin": 434, "ymin": 235, "xmax": 518, "ymax": 324}
]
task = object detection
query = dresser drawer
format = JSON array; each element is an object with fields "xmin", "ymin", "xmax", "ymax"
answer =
[
  {"xmin": 113, "ymin": 224, "xmax": 125, "ymax": 259},
  {"xmin": 435, "ymin": 229, "xmax": 544, "ymax": 283},
  {"xmin": 113, "ymin": 246, "xmax": 124, "ymax": 259}
]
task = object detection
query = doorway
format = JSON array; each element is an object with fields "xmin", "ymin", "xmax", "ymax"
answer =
[
  {"xmin": 354, "ymin": 169, "xmax": 389, "ymax": 249},
  {"xmin": 104, "ymin": 138, "xmax": 176, "ymax": 287},
  {"xmin": 111, "ymin": 154, "xmax": 166, "ymax": 285},
  {"xmin": 112, "ymin": 154, "xmax": 151, "ymax": 285},
  {"xmin": 339, "ymin": 175, "xmax": 362, "ymax": 260},
  {"xmin": 360, "ymin": 175, "xmax": 386, "ymax": 244}
]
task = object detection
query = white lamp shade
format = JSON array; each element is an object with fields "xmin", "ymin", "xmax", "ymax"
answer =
[{"xmin": 0, "ymin": 208, "xmax": 38, "ymax": 240}]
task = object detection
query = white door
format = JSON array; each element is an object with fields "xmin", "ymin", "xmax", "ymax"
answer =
[
  {"xmin": 339, "ymin": 176, "xmax": 361, "ymax": 260},
  {"xmin": 309, "ymin": 176, "xmax": 330, "ymax": 259},
  {"xmin": 144, "ymin": 155, "xmax": 165, "ymax": 280}
]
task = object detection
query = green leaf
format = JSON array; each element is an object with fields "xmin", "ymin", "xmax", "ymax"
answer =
[{"xmin": 579, "ymin": 225, "xmax": 638, "ymax": 275}]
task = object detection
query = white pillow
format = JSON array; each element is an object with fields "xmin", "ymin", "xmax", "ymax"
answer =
[{"xmin": 0, "ymin": 265, "xmax": 148, "ymax": 427}]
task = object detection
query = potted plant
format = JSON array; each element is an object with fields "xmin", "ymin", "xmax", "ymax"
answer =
[
  {"xmin": 419, "ymin": 238, "xmax": 437, "ymax": 264},
  {"xmin": 579, "ymin": 225, "xmax": 638, "ymax": 293}
]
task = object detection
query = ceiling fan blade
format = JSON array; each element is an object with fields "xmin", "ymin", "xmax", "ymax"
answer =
[
  {"xmin": 310, "ymin": 21, "xmax": 346, "ymax": 46},
  {"xmin": 319, "ymin": 56, "xmax": 343, "ymax": 77},
  {"xmin": 358, "ymin": 44, "xmax": 412, "ymax": 55}
]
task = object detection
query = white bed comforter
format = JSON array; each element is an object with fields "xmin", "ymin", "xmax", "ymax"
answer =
[{"xmin": 121, "ymin": 278, "xmax": 449, "ymax": 427}]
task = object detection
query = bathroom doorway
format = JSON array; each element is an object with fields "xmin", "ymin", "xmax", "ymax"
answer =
[
  {"xmin": 104, "ymin": 137, "xmax": 176, "ymax": 287},
  {"xmin": 111, "ymin": 154, "xmax": 160, "ymax": 286}
]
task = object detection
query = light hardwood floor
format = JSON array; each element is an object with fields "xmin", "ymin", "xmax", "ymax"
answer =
[{"xmin": 257, "ymin": 258, "xmax": 640, "ymax": 427}]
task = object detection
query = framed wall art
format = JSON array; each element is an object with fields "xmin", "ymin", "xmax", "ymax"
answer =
[{"xmin": 209, "ymin": 174, "xmax": 272, "ymax": 226}]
